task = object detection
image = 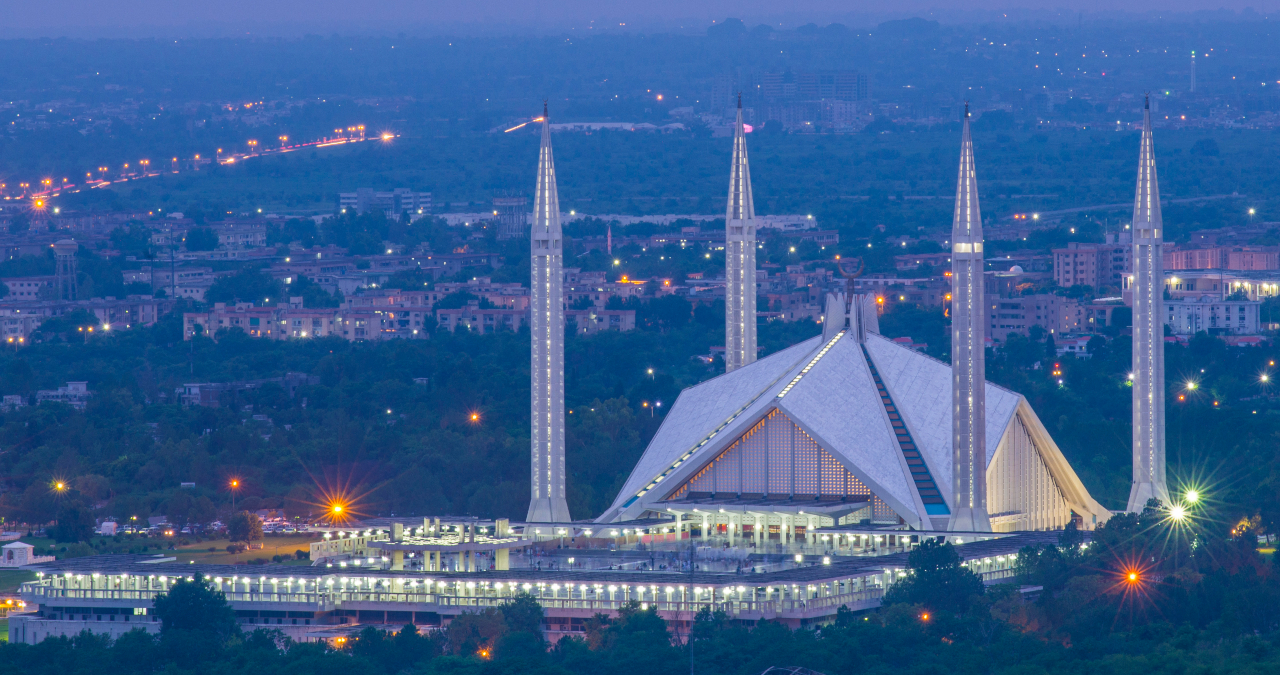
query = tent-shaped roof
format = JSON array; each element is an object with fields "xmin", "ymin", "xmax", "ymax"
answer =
[{"xmin": 599, "ymin": 329, "xmax": 1108, "ymax": 530}]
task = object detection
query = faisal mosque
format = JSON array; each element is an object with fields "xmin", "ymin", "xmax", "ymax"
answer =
[{"xmin": 7, "ymin": 98, "xmax": 1174, "ymax": 644}]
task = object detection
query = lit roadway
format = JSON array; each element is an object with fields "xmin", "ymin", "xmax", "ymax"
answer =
[{"xmin": 4, "ymin": 127, "xmax": 395, "ymax": 204}]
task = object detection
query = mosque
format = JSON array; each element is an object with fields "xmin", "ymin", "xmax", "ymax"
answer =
[{"xmin": 7, "ymin": 99, "xmax": 1171, "ymax": 644}]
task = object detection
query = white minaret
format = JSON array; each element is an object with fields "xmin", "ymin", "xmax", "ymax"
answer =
[
  {"xmin": 949, "ymin": 105, "xmax": 991, "ymax": 533},
  {"xmin": 1190, "ymin": 52, "xmax": 1197, "ymax": 93},
  {"xmin": 724, "ymin": 94, "xmax": 757, "ymax": 373},
  {"xmin": 527, "ymin": 103, "xmax": 571, "ymax": 524},
  {"xmin": 1128, "ymin": 95, "xmax": 1170, "ymax": 513}
]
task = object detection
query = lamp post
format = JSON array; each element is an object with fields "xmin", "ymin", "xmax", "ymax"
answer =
[{"xmin": 230, "ymin": 479, "xmax": 241, "ymax": 512}]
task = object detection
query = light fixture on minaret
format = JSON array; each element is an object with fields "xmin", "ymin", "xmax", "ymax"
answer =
[
  {"xmin": 1128, "ymin": 94, "xmax": 1170, "ymax": 512},
  {"xmin": 725, "ymin": 92, "xmax": 757, "ymax": 373},
  {"xmin": 527, "ymin": 101, "xmax": 571, "ymax": 524},
  {"xmin": 949, "ymin": 104, "xmax": 991, "ymax": 533}
]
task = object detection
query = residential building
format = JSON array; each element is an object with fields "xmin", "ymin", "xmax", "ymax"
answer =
[
  {"xmin": 0, "ymin": 296, "xmax": 171, "ymax": 343},
  {"xmin": 565, "ymin": 309, "xmax": 637, "ymax": 334},
  {"xmin": 177, "ymin": 374, "xmax": 318, "ymax": 407},
  {"xmin": 436, "ymin": 302, "xmax": 527, "ymax": 333},
  {"xmin": 1053, "ymin": 234, "xmax": 1131, "ymax": 289},
  {"xmin": 36, "ymin": 382, "xmax": 91, "ymax": 409},
  {"xmin": 986, "ymin": 294, "xmax": 1073, "ymax": 342},
  {"xmin": 3, "ymin": 277, "xmax": 54, "ymax": 299},
  {"xmin": 1166, "ymin": 296, "xmax": 1260, "ymax": 336},
  {"xmin": 338, "ymin": 188, "xmax": 432, "ymax": 217},
  {"xmin": 1164, "ymin": 246, "xmax": 1279, "ymax": 271}
]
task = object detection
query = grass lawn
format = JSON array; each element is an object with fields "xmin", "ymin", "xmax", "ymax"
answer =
[
  {"xmin": 0, "ymin": 617, "xmax": 8, "ymax": 642},
  {"xmin": 0, "ymin": 571, "xmax": 36, "ymax": 595},
  {"xmin": 164, "ymin": 535, "xmax": 321, "ymax": 566}
]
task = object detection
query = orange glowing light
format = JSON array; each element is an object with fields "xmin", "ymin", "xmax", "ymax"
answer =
[
  {"xmin": 921, "ymin": 613, "xmax": 930, "ymax": 621},
  {"xmin": 876, "ymin": 297, "xmax": 884, "ymax": 304},
  {"xmin": 470, "ymin": 412, "xmax": 480, "ymax": 423},
  {"xmin": 1126, "ymin": 571, "xmax": 1139, "ymax": 583}
]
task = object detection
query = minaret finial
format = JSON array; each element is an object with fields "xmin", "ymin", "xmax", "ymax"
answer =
[
  {"xmin": 725, "ymin": 93, "xmax": 757, "ymax": 373},
  {"xmin": 1144, "ymin": 92, "xmax": 1149, "ymax": 110},
  {"xmin": 1128, "ymin": 87, "xmax": 1169, "ymax": 513},
  {"xmin": 948, "ymin": 110, "xmax": 991, "ymax": 534},
  {"xmin": 527, "ymin": 98, "xmax": 570, "ymax": 525}
]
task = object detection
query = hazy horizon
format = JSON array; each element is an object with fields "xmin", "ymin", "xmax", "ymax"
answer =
[{"xmin": 4, "ymin": 0, "xmax": 1279, "ymax": 38}]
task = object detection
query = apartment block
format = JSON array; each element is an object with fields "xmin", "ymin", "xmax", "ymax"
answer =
[
  {"xmin": 1053, "ymin": 234, "xmax": 1131, "ymax": 289},
  {"xmin": 1166, "ymin": 297, "xmax": 1260, "ymax": 336}
]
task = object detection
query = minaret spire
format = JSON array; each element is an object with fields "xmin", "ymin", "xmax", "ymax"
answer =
[
  {"xmin": 949, "ymin": 103, "xmax": 991, "ymax": 533},
  {"xmin": 724, "ymin": 92, "xmax": 757, "ymax": 373},
  {"xmin": 527, "ymin": 105, "xmax": 571, "ymax": 524},
  {"xmin": 1128, "ymin": 94, "xmax": 1169, "ymax": 512}
]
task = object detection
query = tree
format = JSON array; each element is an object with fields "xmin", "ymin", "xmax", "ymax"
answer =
[
  {"xmin": 206, "ymin": 267, "xmax": 286, "ymax": 306},
  {"xmin": 228, "ymin": 511, "xmax": 263, "ymax": 543},
  {"xmin": 499, "ymin": 592, "xmax": 545, "ymax": 636},
  {"xmin": 52, "ymin": 501, "xmax": 97, "ymax": 542},
  {"xmin": 184, "ymin": 227, "xmax": 218, "ymax": 251},
  {"xmin": 152, "ymin": 573, "xmax": 238, "ymax": 642},
  {"xmin": 882, "ymin": 538, "xmax": 984, "ymax": 614}
]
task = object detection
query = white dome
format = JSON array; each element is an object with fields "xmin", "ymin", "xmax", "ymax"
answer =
[{"xmin": 1009, "ymin": 265, "xmax": 1024, "ymax": 274}]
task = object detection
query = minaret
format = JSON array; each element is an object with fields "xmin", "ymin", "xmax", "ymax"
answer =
[
  {"xmin": 1190, "ymin": 52, "xmax": 1197, "ymax": 94},
  {"xmin": 724, "ymin": 93, "xmax": 757, "ymax": 373},
  {"xmin": 949, "ymin": 105, "xmax": 991, "ymax": 533},
  {"xmin": 527, "ymin": 103, "xmax": 571, "ymax": 524},
  {"xmin": 1128, "ymin": 95, "xmax": 1169, "ymax": 512}
]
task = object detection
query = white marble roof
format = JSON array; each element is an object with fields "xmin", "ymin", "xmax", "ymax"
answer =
[
  {"xmin": 604, "ymin": 330, "xmax": 1026, "ymax": 524},
  {"xmin": 775, "ymin": 336, "xmax": 918, "ymax": 519},
  {"xmin": 865, "ymin": 333, "xmax": 1021, "ymax": 490},
  {"xmin": 605, "ymin": 337, "xmax": 822, "ymax": 514}
]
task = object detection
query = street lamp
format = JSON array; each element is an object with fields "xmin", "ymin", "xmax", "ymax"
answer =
[{"xmin": 230, "ymin": 478, "xmax": 241, "ymax": 511}]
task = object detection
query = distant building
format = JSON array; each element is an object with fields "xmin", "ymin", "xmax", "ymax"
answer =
[
  {"xmin": 1, "ymin": 542, "xmax": 55, "ymax": 568},
  {"xmin": 3, "ymin": 277, "xmax": 54, "ymax": 300},
  {"xmin": 565, "ymin": 309, "xmax": 637, "ymax": 334},
  {"xmin": 1164, "ymin": 246, "xmax": 1279, "ymax": 271},
  {"xmin": 36, "ymin": 382, "xmax": 90, "ymax": 409},
  {"xmin": 1052, "ymin": 233, "xmax": 1132, "ymax": 289},
  {"xmin": 1166, "ymin": 296, "xmax": 1260, "ymax": 336},
  {"xmin": 986, "ymin": 294, "xmax": 1073, "ymax": 342},
  {"xmin": 177, "ymin": 373, "xmax": 318, "ymax": 407},
  {"xmin": 338, "ymin": 188, "xmax": 432, "ymax": 218},
  {"xmin": 493, "ymin": 194, "xmax": 528, "ymax": 240}
]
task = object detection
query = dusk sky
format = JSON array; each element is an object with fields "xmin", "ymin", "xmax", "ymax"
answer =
[{"xmin": 6, "ymin": 0, "xmax": 1280, "ymax": 37}]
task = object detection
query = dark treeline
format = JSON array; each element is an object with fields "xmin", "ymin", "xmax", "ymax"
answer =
[{"xmin": 0, "ymin": 302, "xmax": 820, "ymax": 526}]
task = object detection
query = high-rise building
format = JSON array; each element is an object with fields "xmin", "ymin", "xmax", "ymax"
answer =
[
  {"xmin": 338, "ymin": 188, "xmax": 432, "ymax": 218},
  {"xmin": 1053, "ymin": 234, "xmax": 1132, "ymax": 289},
  {"xmin": 493, "ymin": 194, "xmax": 528, "ymax": 241},
  {"xmin": 53, "ymin": 239, "xmax": 78, "ymax": 301},
  {"xmin": 724, "ymin": 97, "xmax": 757, "ymax": 374},
  {"xmin": 1128, "ymin": 96, "xmax": 1170, "ymax": 512},
  {"xmin": 949, "ymin": 107, "xmax": 991, "ymax": 533},
  {"xmin": 527, "ymin": 105, "xmax": 571, "ymax": 524}
]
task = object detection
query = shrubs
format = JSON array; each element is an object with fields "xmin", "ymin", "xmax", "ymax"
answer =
[{"xmin": 226, "ymin": 543, "xmax": 247, "ymax": 554}]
